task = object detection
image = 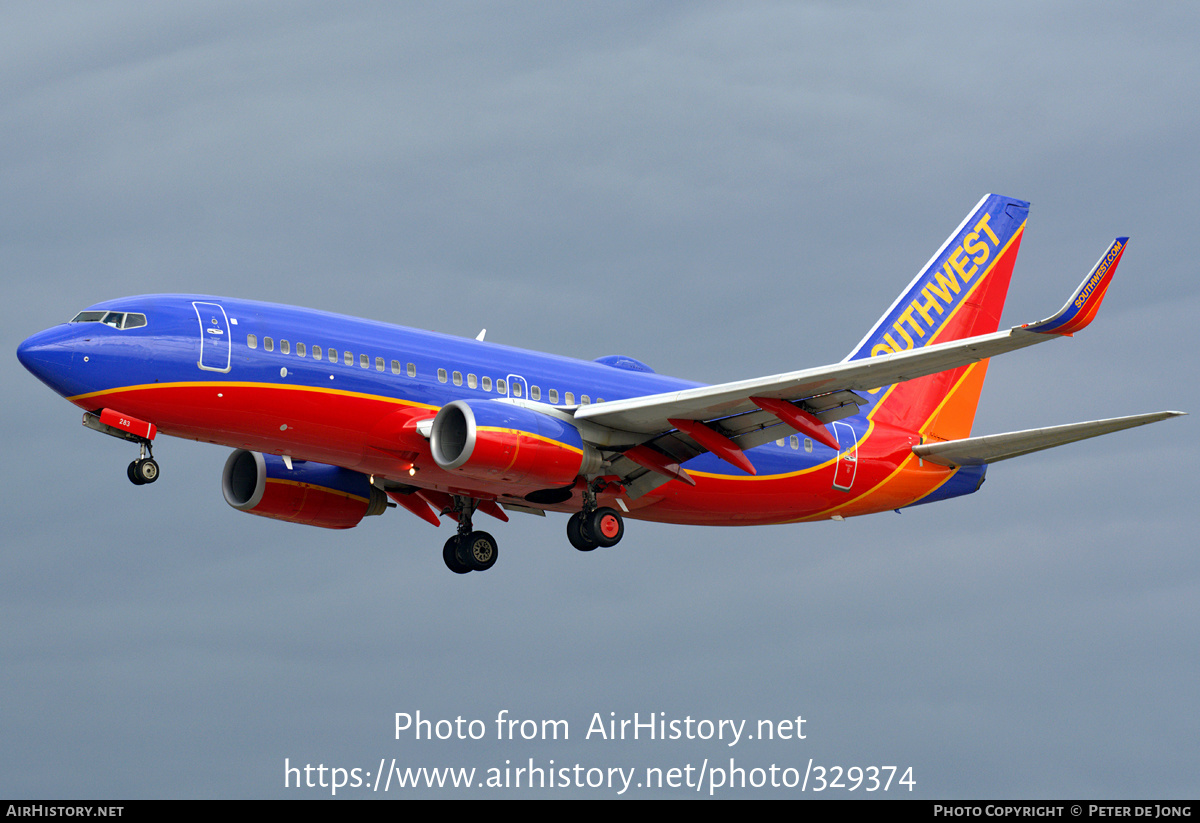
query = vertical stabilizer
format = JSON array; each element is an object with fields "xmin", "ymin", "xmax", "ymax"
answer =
[{"xmin": 845, "ymin": 195, "xmax": 1030, "ymax": 439}]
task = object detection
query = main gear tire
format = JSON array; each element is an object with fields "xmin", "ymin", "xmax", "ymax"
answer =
[
  {"xmin": 443, "ymin": 536, "xmax": 472, "ymax": 574},
  {"xmin": 567, "ymin": 512, "xmax": 597, "ymax": 552},
  {"xmin": 463, "ymin": 531, "xmax": 498, "ymax": 572},
  {"xmin": 584, "ymin": 507, "xmax": 623, "ymax": 548}
]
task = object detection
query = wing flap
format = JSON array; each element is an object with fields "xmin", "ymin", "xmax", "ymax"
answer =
[
  {"xmin": 805, "ymin": 390, "xmax": 869, "ymax": 423},
  {"xmin": 911, "ymin": 411, "xmax": 1185, "ymax": 467}
]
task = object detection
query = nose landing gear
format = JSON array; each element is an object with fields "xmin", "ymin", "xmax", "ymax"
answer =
[
  {"xmin": 82, "ymin": 410, "xmax": 161, "ymax": 486},
  {"xmin": 127, "ymin": 452, "xmax": 160, "ymax": 485}
]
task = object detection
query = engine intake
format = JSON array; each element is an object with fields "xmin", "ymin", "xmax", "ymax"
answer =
[
  {"xmin": 429, "ymin": 400, "xmax": 600, "ymax": 489},
  {"xmin": 221, "ymin": 450, "xmax": 387, "ymax": 529}
]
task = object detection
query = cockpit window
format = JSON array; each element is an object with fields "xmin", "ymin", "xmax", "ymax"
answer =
[{"xmin": 70, "ymin": 311, "xmax": 147, "ymax": 330}]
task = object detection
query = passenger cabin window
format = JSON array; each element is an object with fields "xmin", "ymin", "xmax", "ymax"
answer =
[
  {"xmin": 804, "ymin": 438, "xmax": 813, "ymax": 453},
  {"xmin": 359, "ymin": 354, "xmax": 368, "ymax": 369},
  {"xmin": 264, "ymin": 337, "xmax": 274, "ymax": 352},
  {"xmin": 482, "ymin": 376, "xmax": 492, "ymax": 392},
  {"xmin": 531, "ymin": 386, "xmax": 540, "ymax": 401},
  {"xmin": 790, "ymin": 435, "xmax": 799, "ymax": 450},
  {"xmin": 467, "ymin": 374, "xmax": 477, "ymax": 389},
  {"xmin": 581, "ymin": 395, "xmax": 589, "ymax": 405},
  {"xmin": 511, "ymin": 382, "xmax": 522, "ymax": 398},
  {"xmin": 280, "ymin": 340, "xmax": 290, "ymax": 355},
  {"xmin": 564, "ymin": 392, "xmax": 574, "ymax": 405},
  {"xmin": 407, "ymin": 363, "xmax": 416, "ymax": 377},
  {"xmin": 375, "ymin": 357, "xmax": 384, "ymax": 372},
  {"xmin": 247, "ymin": 334, "xmax": 258, "ymax": 349},
  {"xmin": 452, "ymin": 371, "xmax": 463, "ymax": 386},
  {"xmin": 312, "ymin": 346, "xmax": 322, "ymax": 361},
  {"xmin": 343, "ymin": 351, "xmax": 352, "ymax": 366},
  {"xmin": 438, "ymin": 368, "xmax": 448, "ymax": 383},
  {"xmin": 297, "ymin": 342, "xmax": 306, "ymax": 357},
  {"xmin": 391, "ymin": 360, "xmax": 401, "ymax": 375},
  {"xmin": 496, "ymin": 378, "xmax": 507, "ymax": 395},
  {"xmin": 549, "ymin": 389, "xmax": 559, "ymax": 404}
]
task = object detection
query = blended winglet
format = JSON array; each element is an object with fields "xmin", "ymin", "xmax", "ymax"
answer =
[{"xmin": 1024, "ymin": 237, "xmax": 1128, "ymax": 335}]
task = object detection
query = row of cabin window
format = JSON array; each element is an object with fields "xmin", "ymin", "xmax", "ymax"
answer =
[
  {"xmin": 243, "ymin": 333, "xmax": 822, "ymax": 439},
  {"xmin": 777, "ymin": 435, "xmax": 814, "ymax": 452},
  {"xmin": 246, "ymin": 333, "xmax": 602, "ymax": 405},
  {"xmin": 246, "ymin": 334, "xmax": 417, "ymax": 377},
  {"xmin": 432, "ymin": 369, "xmax": 602, "ymax": 405}
]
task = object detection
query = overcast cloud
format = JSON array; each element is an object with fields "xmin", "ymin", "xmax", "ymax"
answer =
[{"xmin": 2, "ymin": 1, "xmax": 1197, "ymax": 798}]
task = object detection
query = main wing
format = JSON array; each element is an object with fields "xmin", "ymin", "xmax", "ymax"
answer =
[
  {"xmin": 571, "ymin": 237, "xmax": 1174, "ymax": 493},
  {"xmin": 576, "ymin": 237, "xmax": 1127, "ymax": 435},
  {"xmin": 577, "ymin": 324, "xmax": 1048, "ymax": 433}
]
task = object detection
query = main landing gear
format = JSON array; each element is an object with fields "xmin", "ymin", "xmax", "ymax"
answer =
[
  {"xmin": 441, "ymin": 496, "xmax": 498, "ymax": 574},
  {"xmin": 435, "ymin": 485, "xmax": 627, "ymax": 574},
  {"xmin": 567, "ymin": 481, "xmax": 625, "ymax": 552}
]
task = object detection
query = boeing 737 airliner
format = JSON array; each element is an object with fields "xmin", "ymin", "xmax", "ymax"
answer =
[{"xmin": 17, "ymin": 195, "xmax": 1184, "ymax": 573}]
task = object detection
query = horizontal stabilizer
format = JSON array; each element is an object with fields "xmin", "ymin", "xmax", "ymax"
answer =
[{"xmin": 912, "ymin": 411, "xmax": 1185, "ymax": 467}]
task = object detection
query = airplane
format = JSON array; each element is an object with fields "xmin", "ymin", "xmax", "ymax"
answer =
[{"xmin": 16, "ymin": 194, "xmax": 1184, "ymax": 574}]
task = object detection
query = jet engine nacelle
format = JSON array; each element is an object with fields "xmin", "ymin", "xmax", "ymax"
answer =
[
  {"xmin": 429, "ymin": 399, "xmax": 601, "ymax": 489},
  {"xmin": 221, "ymin": 450, "xmax": 388, "ymax": 529}
]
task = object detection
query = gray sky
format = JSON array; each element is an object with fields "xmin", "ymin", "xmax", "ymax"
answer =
[{"xmin": 3, "ymin": 1, "xmax": 1197, "ymax": 798}]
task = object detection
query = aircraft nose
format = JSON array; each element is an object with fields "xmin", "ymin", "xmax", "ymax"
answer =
[{"xmin": 17, "ymin": 327, "xmax": 79, "ymax": 396}]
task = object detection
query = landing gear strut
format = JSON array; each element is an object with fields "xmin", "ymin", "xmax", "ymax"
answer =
[
  {"xmin": 441, "ymin": 496, "xmax": 499, "ymax": 574},
  {"xmin": 567, "ymin": 480, "xmax": 625, "ymax": 551}
]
